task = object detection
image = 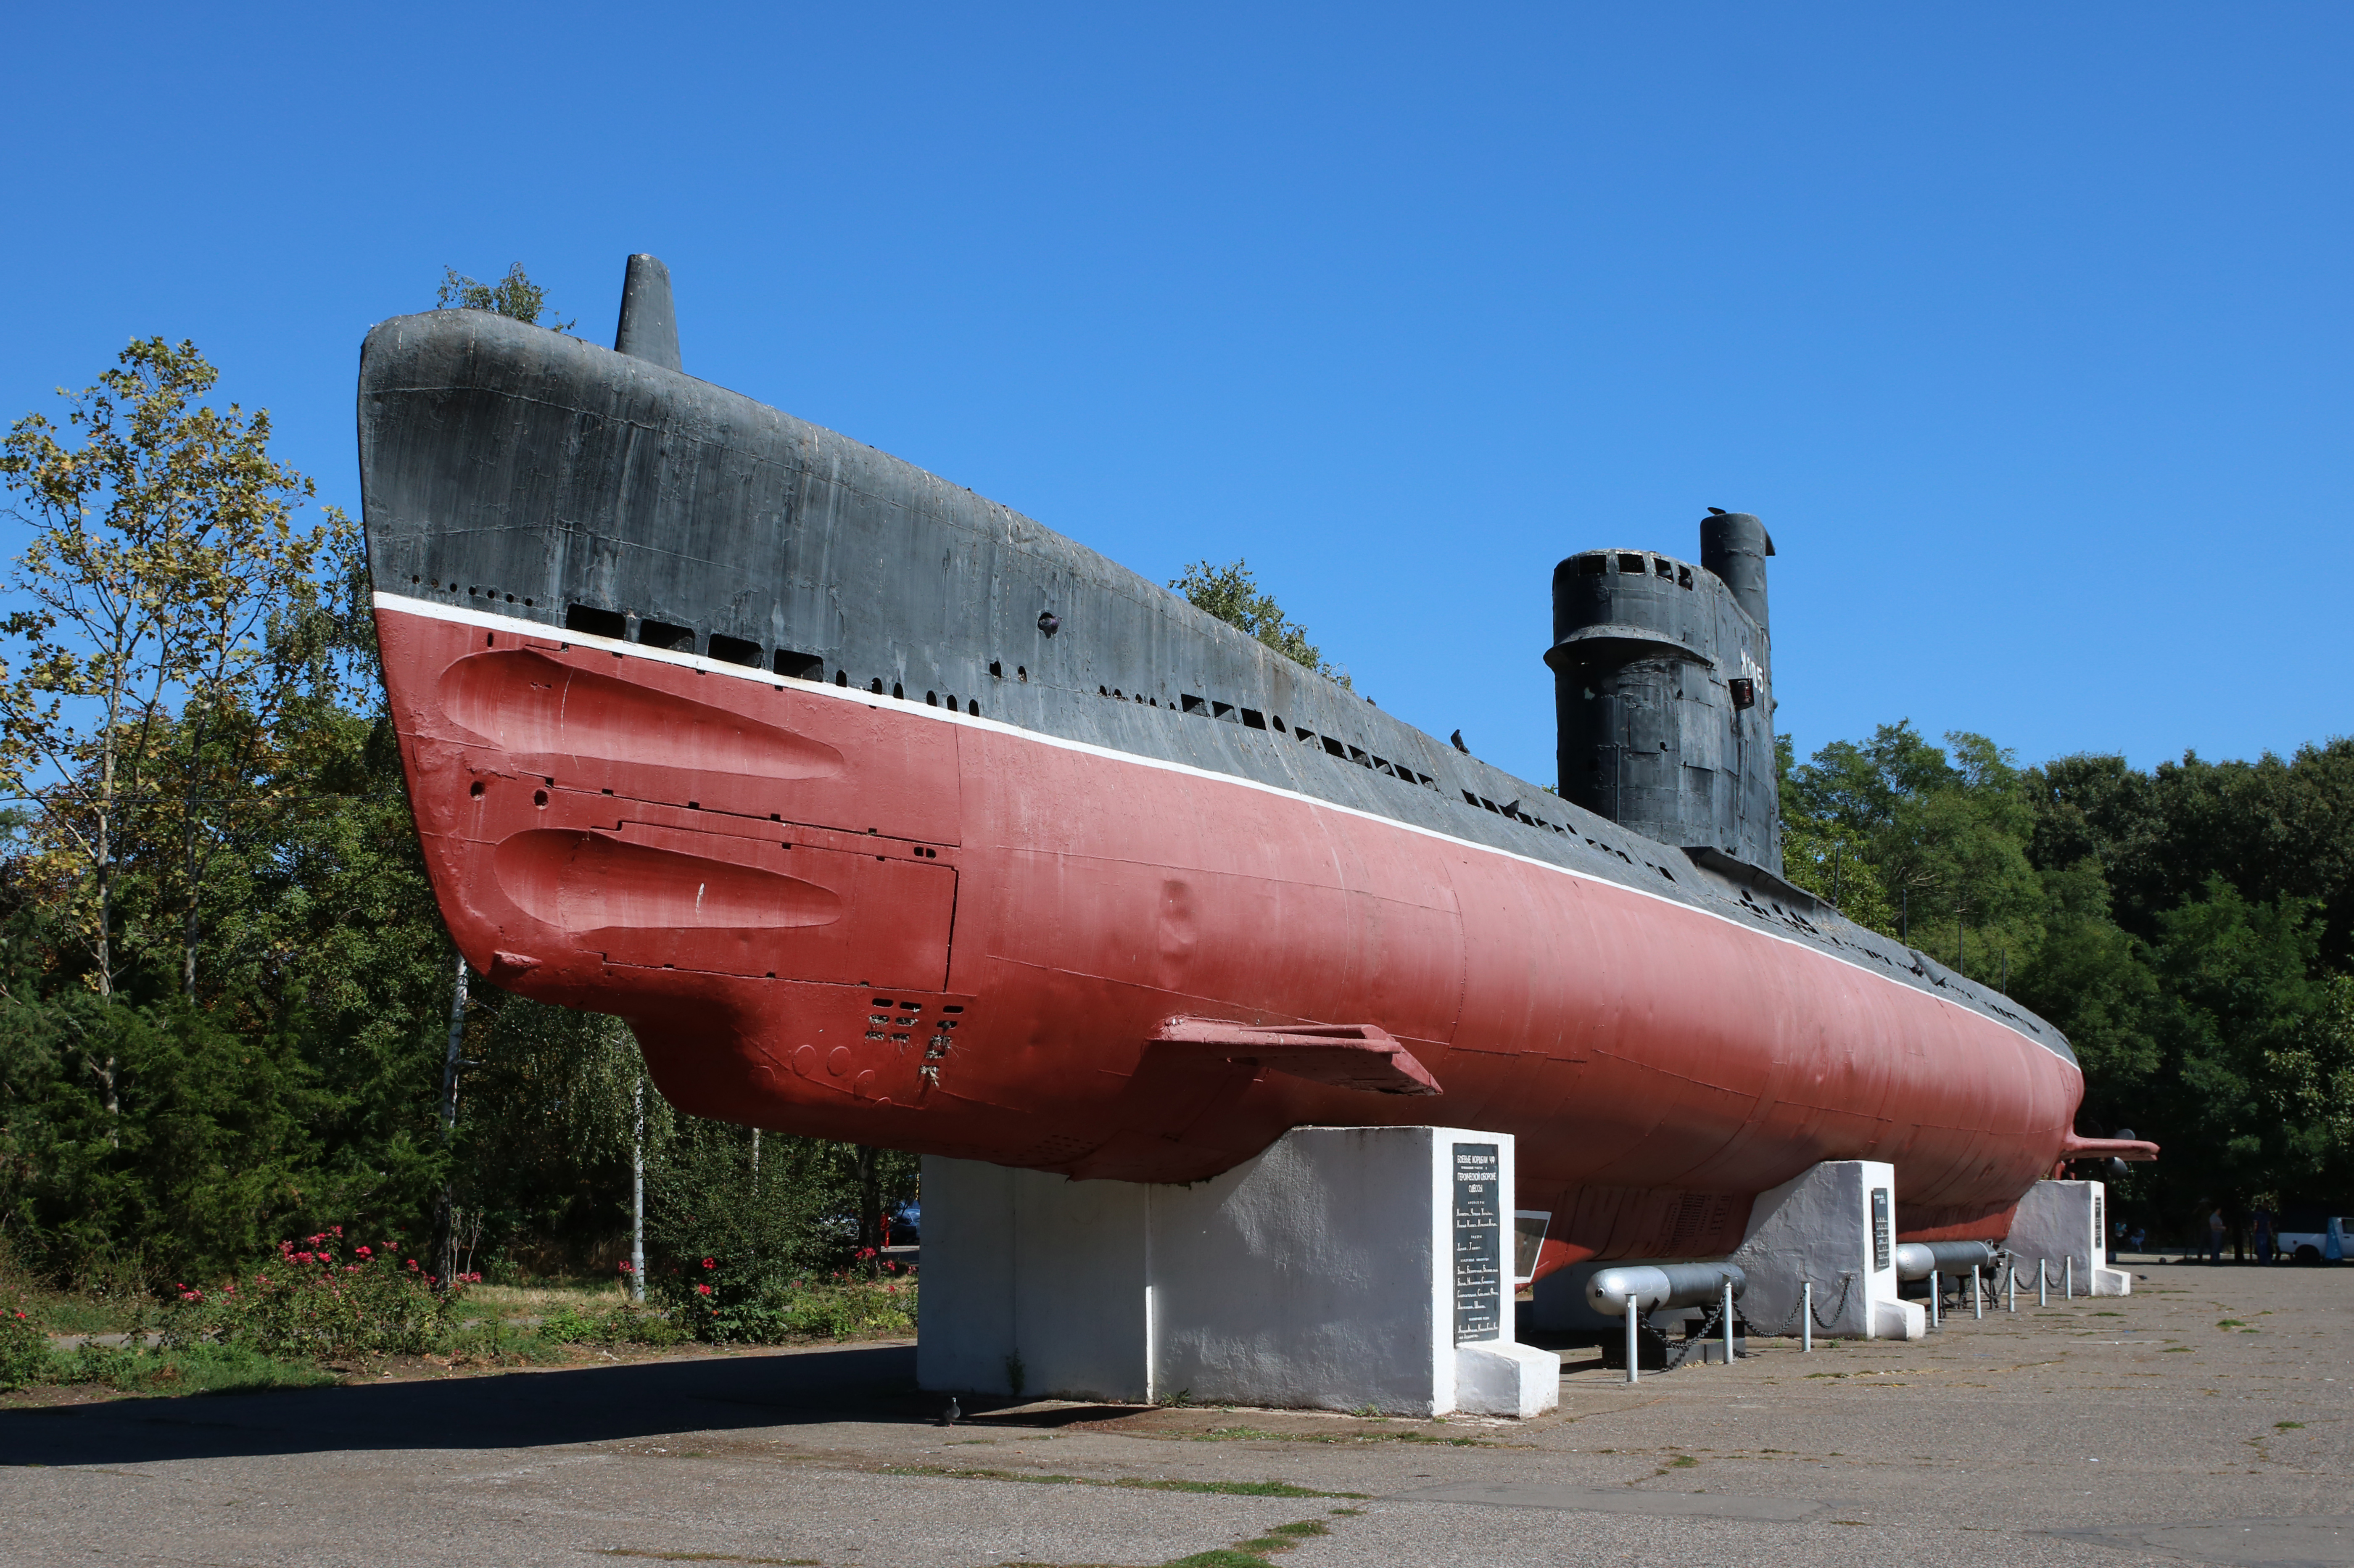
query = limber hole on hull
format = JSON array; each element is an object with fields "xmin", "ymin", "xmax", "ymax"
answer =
[
  {"xmin": 565, "ymin": 604, "xmax": 627, "ymax": 640},
  {"xmin": 708, "ymin": 633, "xmax": 762, "ymax": 668}
]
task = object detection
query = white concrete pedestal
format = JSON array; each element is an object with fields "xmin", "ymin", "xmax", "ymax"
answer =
[
  {"xmin": 2008, "ymin": 1179, "xmax": 2130, "ymax": 1296},
  {"xmin": 1729, "ymin": 1160, "xmax": 1924, "ymax": 1340},
  {"xmin": 916, "ymin": 1126, "xmax": 1560, "ymax": 1417}
]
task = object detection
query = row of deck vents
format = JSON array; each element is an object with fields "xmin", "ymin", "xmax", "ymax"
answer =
[
  {"xmin": 1574, "ymin": 551, "xmax": 1698, "ymax": 588},
  {"xmin": 421, "ymin": 577, "xmax": 539, "ymax": 608},
  {"xmin": 546, "ymin": 597, "xmax": 1804, "ymax": 924},
  {"xmin": 556, "ymin": 604, "xmax": 1011, "ymax": 715},
  {"xmin": 1108, "ymin": 681, "xmax": 1602, "ymax": 839},
  {"xmin": 525, "ymin": 600, "xmax": 2020, "ymax": 1018}
]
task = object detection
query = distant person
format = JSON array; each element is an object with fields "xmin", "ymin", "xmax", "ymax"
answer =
[
  {"xmin": 2208, "ymin": 1208, "xmax": 2227, "ymax": 1264},
  {"xmin": 2131, "ymin": 1226, "xmax": 2146, "ymax": 1253},
  {"xmin": 2253, "ymin": 1208, "xmax": 2275, "ymax": 1266}
]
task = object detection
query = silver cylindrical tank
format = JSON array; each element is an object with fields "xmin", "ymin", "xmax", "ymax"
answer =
[
  {"xmin": 1892, "ymin": 1240, "xmax": 1998, "ymax": 1281},
  {"xmin": 1584, "ymin": 1261, "xmax": 1747, "ymax": 1315}
]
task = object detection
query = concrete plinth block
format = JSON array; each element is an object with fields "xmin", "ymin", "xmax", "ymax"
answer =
[
  {"xmin": 2008, "ymin": 1179, "xmax": 2128, "ymax": 1297},
  {"xmin": 1454, "ymin": 1341, "xmax": 1561, "ymax": 1418},
  {"xmin": 917, "ymin": 1125, "xmax": 1550, "ymax": 1416},
  {"xmin": 1874, "ymin": 1298, "xmax": 1927, "ymax": 1340},
  {"xmin": 1729, "ymin": 1159, "xmax": 1913, "ymax": 1340}
]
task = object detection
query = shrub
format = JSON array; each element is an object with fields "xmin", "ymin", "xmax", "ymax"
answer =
[
  {"xmin": 164, "ymin": 1228, "xmax": 474, "ymax": 1360},
  {"xmin": 536, "ymin": 1304, "xmax": 686, "ymax": 1349},
  {"xmin": 650, "ymin": 1252, "xmax": 917, "ymax": 1345},
  {"xmin": 0, "ymin": 1300, "xmax": 48, "ymax": 1391}
]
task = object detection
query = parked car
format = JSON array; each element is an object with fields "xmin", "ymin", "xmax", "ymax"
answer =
[{"xmin": 2276, "ymin": 1210, "xmax": 2351, "ymax": 1264}]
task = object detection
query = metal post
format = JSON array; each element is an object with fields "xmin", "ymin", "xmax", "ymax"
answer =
[
  {"xmin": 1929, "ymin": 1270, "xmax": 1941, "ymax": 1330},
  {"xmin": 1626, "ymin": 1299, "xmax": 1640, "ymax": 1386},
  {"xmin": 2008, "ymin": 1264, "xmax": 2017, "ymax": 1312},
  {"xmin": 1972, "ymin": 1264, "xmax": 1983, "ymax": 1320},
  {"xmin": 2064, "ymin": 1256, "xmax": 2074, "ymax": 1301},
  {"xmin": 1802, "ymin": 1282, "xmax": 1813, "ymax": 1353},
  {"xmin": 2037, "ymin": 1259, "xmax": 2048, "ymax": 1307},
  {"xmin": 1722, "ymin": 1280, "xmax": 1735, "ymax": 1365},
  {"xmin": 629, "ymin": 1071, "xmax": 646, "ymax": 1303}
]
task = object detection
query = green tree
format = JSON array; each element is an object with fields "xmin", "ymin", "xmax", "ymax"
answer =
[
  {"xmin": 1171, "ymin": 559, "xmax": 1352, "ymax": 688},
  {"xmin": 1781, "ymin": 721, "xmax": 2045, "ymax": 980},
  {"xmin": 2136, "ymin": 878, "xmax": 2337, "ymax": 1220},
  {"xmin": 435, "ymin": 264, "xmax": 576, "ymax": 331},
  {"xmin": 2009, "ymin": 860, "xmax": 2163, "ymax": 1126}
]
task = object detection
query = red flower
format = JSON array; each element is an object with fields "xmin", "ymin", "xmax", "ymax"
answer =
[
  {"xmin": 883, "ymin": 1261, "xmax": 897, "ymax": 1272},
  {"xmin": 356, "ymin": 1246, "xmax": 372, "ymax": 1258},
  {"xmin": 332, "ymin": 1225, "xmax": 343, "ymax": 1237},
  {"xmin": 406, "ymin": 1259, "xmax": 419, "ymax": 1270},
  {"xmin": 702, "ymin": 1257, "xmax": 715, "ymax": 1269},
  {"xmin": 618, "ymin": 1261, "xmax": 635, "ymax": 1274},
  {"xmin": 697, "ymin": 1283, "xmax": 713, "ymax": 1296}
]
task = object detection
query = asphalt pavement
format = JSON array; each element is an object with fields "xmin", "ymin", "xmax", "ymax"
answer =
[{"xmin": 2, "ymin": 1259, "xmax": 2349, "ymax": 1567}]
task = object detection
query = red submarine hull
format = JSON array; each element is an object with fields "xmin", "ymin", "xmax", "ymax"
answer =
[{"xmin": 377, "ymin": 597, "xmax": 2087, "ymax": 1273}]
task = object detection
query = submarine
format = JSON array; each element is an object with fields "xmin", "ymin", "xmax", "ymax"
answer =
[{"xmin": 357, "ymin": 255, "xmax": 2152, "ymax": 1281}]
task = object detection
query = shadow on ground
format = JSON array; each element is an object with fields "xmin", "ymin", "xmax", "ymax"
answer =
[{"xmin": 0, "ymin": 1343, "xmax": 947, "ymax": 1467}]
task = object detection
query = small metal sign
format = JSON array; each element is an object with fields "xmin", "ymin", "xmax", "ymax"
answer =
[
  {"xmin": 1512, "ymin": 1210, "xmax": 1552, "ymax": 1286},
  {"xmin": 1871, "ymin": 1186, "xmax": 1892, "ymax": 1273},
  {"xmin": 1453, "ymin": 1143, "xmax": 1503, "ymax": 1344}
]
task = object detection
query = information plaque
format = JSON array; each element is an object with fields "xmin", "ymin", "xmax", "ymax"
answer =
[
  {"xmin": 1452, "ymin": 1142, "xmax": 1502, "ymax": 1343},
  {"xmin": 1871, "ymin": 1185, "xmax": 1892, "ymax": 1273}
]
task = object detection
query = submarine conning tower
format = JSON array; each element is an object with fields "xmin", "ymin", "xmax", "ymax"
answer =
[{"xmin": 1546, "ymin": 510, "xmax": 1781, "ymax": 876}]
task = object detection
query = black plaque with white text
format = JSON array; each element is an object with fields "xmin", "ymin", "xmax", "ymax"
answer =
[{"xmin": 1452, "ymin": 1142, "xmax": 1502, "ymax": 1344}]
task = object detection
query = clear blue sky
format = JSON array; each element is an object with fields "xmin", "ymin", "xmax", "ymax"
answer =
[{"xmin": 3, "ymin": 5, "xmax": 2346, "ymax": 788}]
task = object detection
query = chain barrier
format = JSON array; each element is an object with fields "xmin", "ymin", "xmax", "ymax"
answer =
[
  {"xmin": 1748, "ymin": 1273, "xmax": 1855, "ymax": 1337},
  {"xmin": 1636, "ymin": 1272, "xmax": 1864, "ymax": 1373},
  {"xmin": 1655, "ymin": 1297, "xmax": 1728, "ymax": 1373}
]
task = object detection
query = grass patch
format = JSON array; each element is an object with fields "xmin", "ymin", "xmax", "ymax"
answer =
[
  {"xmin": 882, "ymin": 1465, "xmax": 1362, "ymax": 1498},
  {"xmin": 473, "ymin": 1280, "xmax": 634, "ymax": 1317},
  {"xmin": 2277, "ymin": 1422, "xmax": 2306, "ymax": 1430},
  {"xmin": 444, "ymin": 1321, "xmax": 575, "ymax": 1365},
  {"xmin": 598, "ymin": 1544, "xmax": 819, "ymax": 1554},
  {"xmin": 1187, "ymin": 1422, "xmax": 1485, "ymax": 1448},
  {"xmin": 48, "ymin": 1342, "xmax": 337, "ymax": 1396},
  {"xmin": 1169, "ymin": 1516, "xmax": 1335, "ymax": 1565}
]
